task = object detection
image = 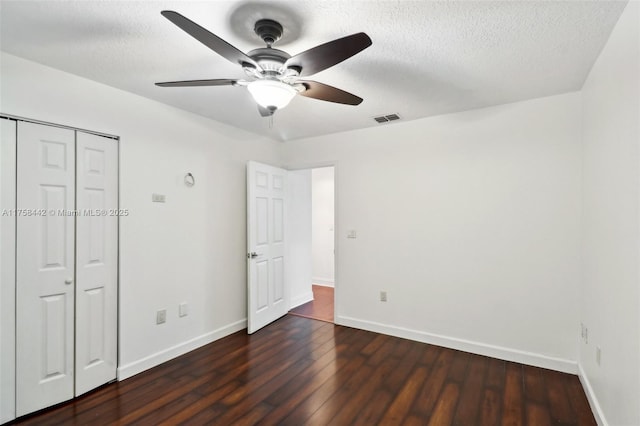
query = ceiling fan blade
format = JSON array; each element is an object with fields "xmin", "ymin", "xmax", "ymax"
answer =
[
  {"xmin": 257, "ymin": 105, "xmax": 275, "ymax": 117},
  {"xmin": 161, "ymin": 11, "xmax": 260, "ymax": 70},
  {"xmin": 284, "ymin": 33, "xmax": 372, "ymax": 77},
  {"xmin": 298, "ymin": 81, "xmax": 363, "ymax": 105},
  {"xmin": 155, "ymin": 79, "xmax": 238, "ymax": 87}
]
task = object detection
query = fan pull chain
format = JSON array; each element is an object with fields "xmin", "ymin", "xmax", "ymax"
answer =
[{"xmin": 269, "ymin": 115, "xmax": 274, "ymax": 129}]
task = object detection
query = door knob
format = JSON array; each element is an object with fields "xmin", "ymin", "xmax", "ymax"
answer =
[
  {"xmin": 247, "ymin": 252, "xmax": 261, "ymax": 259},
  {"xmin": 65, "ymin": 279, "xmax": 73, "ymax": 285}
]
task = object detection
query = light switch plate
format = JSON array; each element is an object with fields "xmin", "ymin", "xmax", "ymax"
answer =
[
  {"xmin": 179, "ymin": 303, "xmax": 188, "ymax": 317},
  {"xmin": 152, "ymin": 193, "xmax": 166, "ymax": 203}
]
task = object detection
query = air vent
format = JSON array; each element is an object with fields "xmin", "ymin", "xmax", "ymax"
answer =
[{"xmin": 373, "ymin": 113, "xmax": 401, "ymax": 124}]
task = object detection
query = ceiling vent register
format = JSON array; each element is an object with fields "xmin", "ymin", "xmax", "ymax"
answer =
[{"xmin": 374, "ymin": 114, "xmax": 401, "ymax": 123}]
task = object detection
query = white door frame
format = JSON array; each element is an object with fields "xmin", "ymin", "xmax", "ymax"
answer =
[
  {"xmin": 1, "ymin": 117, "xmax": 17, "ymax": 424},
  {"xmin": 283, "ymin": 161, "xmax": 338, "ymax": 324}
]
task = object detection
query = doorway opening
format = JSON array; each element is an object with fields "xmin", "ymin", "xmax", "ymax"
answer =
[{"xmin": 289, "ymin": 166, "xmax": 335, "ymax": 323}]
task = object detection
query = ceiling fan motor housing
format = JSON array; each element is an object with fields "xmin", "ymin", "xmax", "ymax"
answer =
[{"xmin": 254, "ymin": 19, "xmax": 283, "ymax": 46}]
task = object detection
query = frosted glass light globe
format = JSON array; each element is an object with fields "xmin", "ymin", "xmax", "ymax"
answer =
[{"xmin": 247, "ymin": 80, "xmax": 297, "ymax": 109}]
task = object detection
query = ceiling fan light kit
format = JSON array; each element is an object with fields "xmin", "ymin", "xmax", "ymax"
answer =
[
  {"xmin": 247, "ymin": 79, "xmax": 297, "ymax": 110},
  {"xmin": 155, "ymin": 10, "xmax": 372, "ymax": 117}
]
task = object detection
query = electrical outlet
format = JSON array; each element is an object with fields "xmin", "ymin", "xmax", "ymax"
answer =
[
  {"xmin": 596, "ymin": 347, "xmax": 601, "ymax": 365},
  {"xmin": 179, "ymin": 302, "xmax": 188, "ymax": 317},
  {"xmin": 380, "ymin": 291, "xmax": 387, "ymax": 302},
  {"xmin": 156, "ymin": 309, "xmax": 166, "ymax": 324}
]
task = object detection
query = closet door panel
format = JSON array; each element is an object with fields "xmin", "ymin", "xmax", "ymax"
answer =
[
  {"xmin": 75, "ymin": 131, "xmax": 118, "ymax": 396},
  {"xmin": 16, "ymin": 122, "xmax": 75, "ymax": 416}
]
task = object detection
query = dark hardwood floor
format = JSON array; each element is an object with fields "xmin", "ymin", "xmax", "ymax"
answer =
[
  {"xmin": 289, "ymin": 285, "xmax": 334, "ymax": 323},
  {"xmin": 13, "ymin": 315, "xmax": 595, "ymax": 425}
]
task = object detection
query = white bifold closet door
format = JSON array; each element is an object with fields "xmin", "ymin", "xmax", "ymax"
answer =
[
  {"xmin": 74, "ymin": 131, "xmax": 118, "ymax": 396},
  {"xmin": 16, "ymin": 122, "xmax": 118, "ymax": 416}
]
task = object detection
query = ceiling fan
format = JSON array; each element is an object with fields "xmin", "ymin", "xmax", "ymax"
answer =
[{"xmin": 155, "ymin": 11, "xmax": 372, "ymax": 117}]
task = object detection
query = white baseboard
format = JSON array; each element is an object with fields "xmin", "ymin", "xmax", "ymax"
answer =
[
  {"xmin": 336, "ymin": 315, "xmax": 578, "ymax": 374},
  {"xmin": 117, "ymin": 319, "xmax": 247, "ymax": 381},
  {"xmin": 578, "ymin": 363, "xmax": 608, "ymax": 426},
  {"xmin": 312, "ymin": 277, "xmax": 334, "ymax": 287},
  {"xmin": 290, "ymin": 291, "xmax": 314, "ymax": 309}
]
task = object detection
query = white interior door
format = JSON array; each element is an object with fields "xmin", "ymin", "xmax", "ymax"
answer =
[
  {"xmin": 75, "ymin": 131, "xmax": 118, "ymax": 396},
  {"xmin": 16, "ymin": 122, "xmax": 75, "ymax": 416},
  {"xmin": 247, "ymin": 161, "xmax": 288, "ymax": 334}
]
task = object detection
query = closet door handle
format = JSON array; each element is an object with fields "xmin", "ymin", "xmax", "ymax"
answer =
[{"xmin": 65, "ymin": 279, "xmax": 73, "ymax": 285}]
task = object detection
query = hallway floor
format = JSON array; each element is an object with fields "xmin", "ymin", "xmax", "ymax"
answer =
[{"xmin": 288, "ymin": 285, "xmax": 334, "ymax": 323}]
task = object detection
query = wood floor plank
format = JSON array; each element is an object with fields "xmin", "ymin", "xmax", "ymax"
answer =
[
  {"xmin": 13, "ymin": 315, "xmax": 596, "ymax": 426},
  {"xmin": 502, "ymin": 362, "xmax": 524, "ymax": 426},
  {"xmin": 352, "ymin": 389, "xmax": 394, "ymax": 426},
  {"xmin": 304, "ymin": 362, "xmax": 375, "ymax": 425},
  {"xmin": 262, "ymin": 339, "xmax": 340, "ymax": 407},
  {"xmin": 403, "ymin": 414, "xmax": 427, "ymax": 426},
  {"xmin": 428, "ymin": 382, "xmax": 460, "ymax": 426},
  {"xmin": 412, "ymin": 347, "xmax": 456, "ymax": 418},
  {"xmin": 72, "ymin": 375, "xmax": 187, "ymax": 424},
  {"xmin": 328, "ymin": 355, "xmax": 399, "ymax": 425},
  {"xmin": 546, "ymin": 369, "xmax": 577, "ymax": 425},
  {"xmin": 419, "ymin": 344, "xmax": 441, "ymax": 367},
  {"xmin": 448, "ymin": 351, "xmax": 472, "ymax": 383},
  {"xmin": 366, "ymin": 335, "xmax": 399, "ymax": 366},
  {"xmin": 565, "ymin": 374, "xmax": 598, "ymax": 426},
  {"xmin": 479, "ymin": 388, "xmax": 503, "ymax": 426},
  {"xmin": 232, "ymin": 401, "xmax": 273, "ymax": 425},
  {"xmin": 523, "ymin": 365, "xmax": 548, "ymax": 405},
  {"xmin": 453, "ymin": 354, "xmax": 488, "ymax": 425},
  {"xmin": 278, "ymin": 356, "xmax": 368, "ymax": 425},
  {"xmin": 360, "ymin": 333, "xmax": 388, "ymax": 356},
  {"xmin": 486, "ymin": 357, "xmax": 507, "ymax": 389},
  {"xmin": 379, "ymin": 366, "xmax": 430, "ymax": 424},
  {"xmin": 211, "ymin": 358, "xmax": 314, "ymax": 424},
  {"xmin": 157, "ymin": 380, "xmax": 243, "ymax": 425},
  {"xmin": 385, "ymin": 344, "xmax": 424, "ymax": 391},
  {"xmin": 526, "ymin": 401, "xmax": 552, "ymax": 426}
]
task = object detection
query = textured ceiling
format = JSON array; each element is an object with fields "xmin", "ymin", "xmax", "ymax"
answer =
[{"xmin": 0, "ymin": 1, "xmax": 628, "ymax": 141}]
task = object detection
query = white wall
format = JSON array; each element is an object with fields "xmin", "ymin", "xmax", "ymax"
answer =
[
  {"xmin": 580, "ymin": 2, "xmax": 640, "ymax": 425},
  {"xmin": 283, "ymin": 92, "xmax": 583, "ymax": 372},
  {"xmin": 312, "ymin": 167, "xmax": 335, "ymax": 286},
  {"xmin": 287, "ymin": 169, "xmax": 313, "ymax": 308},
  {"xmin": 0, "ymin": 53, "xmax": 280, "ymax": 382}
]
